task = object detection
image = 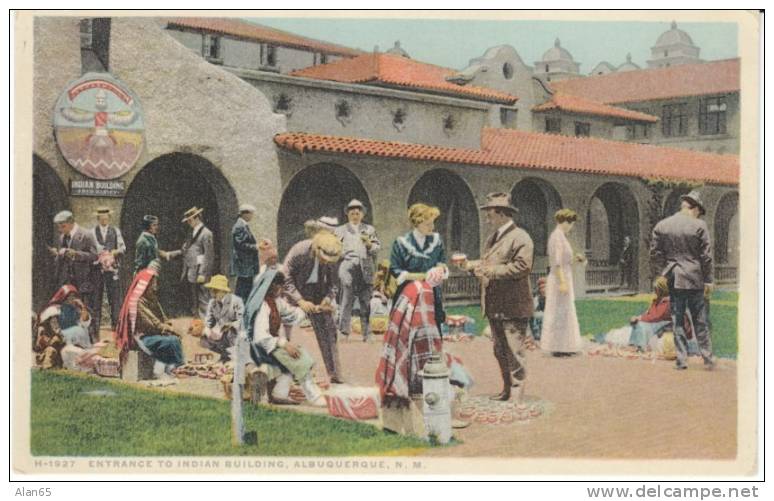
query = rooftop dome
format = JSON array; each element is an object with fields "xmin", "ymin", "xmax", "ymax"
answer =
[
  {"xmin": 654, "ymin": 21, "xmax": 696, "ymax": 47},
  {"xmin": 386, "ymin": 40, "xmax": 410, "ymax": 58},
  {"xmin": 541, "ymin": 38, "xmax": 576, "ymax": 62},
  {"xmin": 617, "ymin": 53, "xmax": 641, "ymax": 72}
]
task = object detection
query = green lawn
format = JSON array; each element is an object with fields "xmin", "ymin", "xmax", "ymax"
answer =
[
  {"xmin": 31, "ymin": 371, "xmax": 427, "ymax": 457},
  {"xmin": 448, "ymin": 290, "xmax": 738, "ymax": 358}
]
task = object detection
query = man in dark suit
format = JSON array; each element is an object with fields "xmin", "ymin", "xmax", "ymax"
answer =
[
  {"xmin": 49, "ymin": 210, "xmax": 100, "ymax": 342},
  {"xmin": 229, "ymin": 204, "xmax": 260, "ymax": 303},
  {"xmin": 458, "ymin": 193, "xmax": 534, "ymax": 402},
  {"xmin": 174, "ymin": 207, "xmax": 215, "ymax": 318},
  {"xmin": 650, "ymin": 190, "xmax": 716, "ymax": 370},
  {"xmin": 283, "ymin": 231, "xmax": 343, "ymax": 384}
]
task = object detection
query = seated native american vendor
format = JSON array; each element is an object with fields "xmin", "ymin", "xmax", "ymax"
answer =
[
  {"xmin": 115, "ymin": 260, "xmax": 184, "ymax": 374},
  {"xmin": 243, "ymin": 269, "xmax": 326, "ymax": 406},
  {"xmin": 200, "ymin": 274, "xmax": 244, "ymax": 362}
]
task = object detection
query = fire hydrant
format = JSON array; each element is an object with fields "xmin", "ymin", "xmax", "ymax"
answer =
[{"xmin": 419, "ymin": 353, "xmax": 452, "ymax": 444}]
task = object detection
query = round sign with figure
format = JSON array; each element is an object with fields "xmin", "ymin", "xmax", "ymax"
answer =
[{"xmin": 53, "ymin": 72, "xmax": 145, "ymax": 180}]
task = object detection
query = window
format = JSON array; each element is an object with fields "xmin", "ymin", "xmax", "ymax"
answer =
[
  {"xmin": 500, "ymin": 108, "xmax": 518, "ymax": 128},
  {"xmin": 664, "ymin": 50, "xmax": 668, "ymax": 57},
  {"xmin": 545, "ymin": 64, "xmax": 549, "ymax": 73},
  {"xmin": 662, "ymin": 103, "xmax": 688, "ymax": 137},
  {"xmin": 266, "ymin": 45, "xmax": 277, "ymax": 66},
  {"xmin": 502, "ymin": 62, "xmax": 513, "ymax": 79},
  {"xmin": 699, "ymin": 96, "xmax": 727, "ymax": 135},
  {"xmin": 203, "ymin": 35, "xmax": 221, "ymax": 61},
  {"xmin": 574, "ymin": 122, "xmax": 590, "ymax": 137},
  {"xmin": 320, "ymin": 53, "xmax": 328, "ymax": 64},
  {"xmin": 625, "ymin": 123, "xmax": 650, "ymax": 140},
  {"xmin": 545, "ymin": 117, "xmax": 561, "ymax": 134},
  {"xmin": 79, "ymin": 18, "xmax": 93, "ymax": 49},
  {"xmin": 442, "ymin": 114, "xmax": 456, "ymax": 135}
]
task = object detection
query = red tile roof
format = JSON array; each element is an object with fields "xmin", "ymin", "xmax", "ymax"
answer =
[
  {"xmin": 533, "ymin": 93, "xmax": 659, "ymax": 123},
  {"xmin": 274, "ymin": 129, "xmax": 738, "ymax": 185},
  {"xmin": 550, "ymin": 59, "xmax": 740, "ymax": 104},
  {"xmin": 166, "ymin": 18, "xmax": 363, "ymax": 57},
  {"xmin": 290, "ymin": 52, "xmax": 518, "ymax": 104}
]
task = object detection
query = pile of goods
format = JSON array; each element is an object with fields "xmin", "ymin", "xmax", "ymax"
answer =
[
  {"xmin": 173, "ymin": 356, "xmax": 227, "ymax": 380},
  {"xmin": 456, "ymin": 396, "xmax": 546, "ymax": 425},
  {"xmin": 441, "ymin": 315, "xmax": 477, "ymax": 342},
  {"xmin": 324, "ymin": 385, "xmax": 380, "ymax": 420},
  {"xmin": 351, "ymin": 317, "xmax": 389, "ymax": 336},
  {"xmin": 586, "ymin": 332, "xmax": 679, "ymax": 361}
]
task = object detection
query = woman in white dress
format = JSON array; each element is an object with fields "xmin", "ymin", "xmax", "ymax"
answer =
[{"xmin": 541, "ymin": 209, "xmax": 585, "ymax": 356}]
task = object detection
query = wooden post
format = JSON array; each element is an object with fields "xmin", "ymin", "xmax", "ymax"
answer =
[{"xmin": 231, "ymin": 334, "xmax": 247, "ymax": 446}]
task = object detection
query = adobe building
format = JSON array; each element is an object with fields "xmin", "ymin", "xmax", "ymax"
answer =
[
  {"xmin": 30, "ymin": 16, "xmax": 740, "ymax": 312},
  {"xmin": 32, "ymin": 17, "xmax": 285, "ymax": 311}
]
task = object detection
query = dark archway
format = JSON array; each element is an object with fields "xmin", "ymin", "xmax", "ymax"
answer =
[
  {"xmin": 714, "ymin": 191, "xmax": 739, "ymax": 265},
  {"xmin": 32, "ymin": 155, "xmax": 70, "ymax": 311},
  {"xmin": 407, "ymin": 169, "xmax": 480, "ymax": 259},
  {"xmin": 511, "ymin": 178, "xmax": 562, "ymax": 257},
  {"xmin": 121, "ymin": 153, "xmax": 239, "ymax": 316},
  {"xmin": 663, "ymin": 186, "xmax": 692, "ymax": 218},
  {"xmin": 277, "ymin": 163, "xmax": 371, "ymax": 258},
  {"xmin": 586, "ymin": 182, "xmax": 640, "ymax": 289}
]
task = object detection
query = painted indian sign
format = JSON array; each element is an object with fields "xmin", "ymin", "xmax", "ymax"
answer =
[{"xmin": 53, "ymin": 72, "xmax": 145, "ymax": 180}]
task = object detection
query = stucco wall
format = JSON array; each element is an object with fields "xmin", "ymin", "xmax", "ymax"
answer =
[
  {"xmin": 240, "ymin": 72, "xmax": 490, "ymax": 149},
  {"xmin": 33, "ymin": 17, "xmax": 286, "ymax": 270},
  {"xmin": 276, "ymin": 149, "xmax": 738, "ymax": 294}
]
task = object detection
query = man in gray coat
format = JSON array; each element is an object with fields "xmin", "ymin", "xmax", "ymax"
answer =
[
  {"xmin": 49, "ymin": 210, "xmax": 101, "ymax": 342},
  {"xmin": 650, "ymin": 190, "xmax": 716, "ymax": 370},
  {"xmin": 335, "ymin": 199, "xmax": 381, "ymax": 342},
  {"xmin": 175, "ymin": 207, "xmax": 215, "ymax": 318}
]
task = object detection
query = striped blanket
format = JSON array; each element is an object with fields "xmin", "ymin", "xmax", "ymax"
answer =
[{"xmin": 375, "ymin": 280, "xmax": 442, "ymax": 404}]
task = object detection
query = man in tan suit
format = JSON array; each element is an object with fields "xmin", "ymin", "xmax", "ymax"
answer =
[{"xmin": 457, "ymin": 193, "xmax": 534, "ymax": 401}]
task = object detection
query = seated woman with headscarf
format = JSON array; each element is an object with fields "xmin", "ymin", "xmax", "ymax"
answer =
[
  {"xmin": 115, "ymin": 261, "xmax": 184, "ymax": 375},
  {"xmin": 594, "ymin": 277, "xmax": 698, "ymax": 354},
  {"xmin": 45, "ymin": 285, "xmax": 92, "ymax": 348},
  {"xmin": 243, "ymin": 269, "xmax": 326, "ymax": 406},
  {"xmin": 376, "ymin": 268, "xmax": 473, "ymax": 430},
  {"xmin": 34, "ymin": 305, "xmax": 66, "ymax": 369}
]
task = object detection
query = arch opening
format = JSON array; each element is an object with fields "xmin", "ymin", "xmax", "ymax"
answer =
[
  {"xmin": 586, "ymin": 182, "xmax": 640, "ymax": 290},
  {"xmin": 32, "ymin": 155, "xmax": 70, "ymax": 311},
  {"xmin": 121, "ymin": 153, "xmax": 239, "ymax": 315},
  {"xmin": 511, "ymin": 178, "xmax": 562, "ymax": 258},
  {"xmin": 407, "ymin": 169, "xmax": 480, "ymax": 260},
  {"xmin": 277, "ymin": 163, "xmax": 371, "ymax": 258}
]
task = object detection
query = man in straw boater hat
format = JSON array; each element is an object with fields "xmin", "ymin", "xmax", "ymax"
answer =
[
  {"xmin": 335, "ymin": 199, "xmax": 381, "ymax": 342},
  {"xmin": 456, "ymin": 192, "xmax": 534, "ymax": 402},
  {"xmin": 283, "ymin": 230, "xmax": 345, "ymax": 384},
  {"xmin": 48, "ymin": 210, "xmax": 101, "ymax": 342},
  {"xmin": 199, "ymin": 274, "xmax": 244, "ymax": 362},
  {"xmin": 650, "ymin": 189, "xmax": 716, "ymax": 371},
  {"xmin": 91, "ymin": 207, "xmax": 126, "ymax": 330},
  {"xmin": 229, "ymin": 204, "xmax": 260, "ymax": 303},
  {"xmin": 175, "ymin": 207, "xmax": 215, "ymax": 318}
]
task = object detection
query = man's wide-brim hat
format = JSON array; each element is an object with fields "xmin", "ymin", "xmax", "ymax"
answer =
[
  {"xmin": 680, "ymin": 190, "xmax": 706, "ymax": 215},
  {"xmin": 181, "ymin": 206, "xmax": 204, "ymax": 223},
  {"xmin": 479, "ymin": 192, "xmax": 518, "ymax": 214},
  {"xmin": 345, "ymin": 199, "xmax": 365, "ymax": 212},
  {"xmin": 204, "ymin": 274, "xmax": 231, "ymax": 293}
]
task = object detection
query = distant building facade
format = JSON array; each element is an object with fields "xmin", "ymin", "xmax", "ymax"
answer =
[{"xmin": 30, "ymin": 16, "xmax": 740, "ymax": 313}]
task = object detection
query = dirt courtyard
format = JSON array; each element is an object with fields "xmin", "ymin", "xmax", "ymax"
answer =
[{"xmin": 119, "ymin": 319, "xmax": 737, "ymax": 460}]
